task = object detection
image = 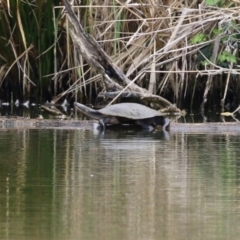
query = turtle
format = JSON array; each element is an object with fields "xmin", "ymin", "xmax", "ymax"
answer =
[{"xmin": 74, "ymin": 102, "xmax": 170, "ymax": 131}]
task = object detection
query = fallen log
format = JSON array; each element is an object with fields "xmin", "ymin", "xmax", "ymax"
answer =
[
  {"xmin": 0, "ymin": 118, "xmax": 94, "ymax": 129},
  {"xmin": 0, "ymin": 118, "xmax": 240, "ymax": 134}
]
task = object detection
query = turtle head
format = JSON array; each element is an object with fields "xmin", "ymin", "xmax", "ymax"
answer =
[{"xmin": 74, "ymin": 102, "xmax": 102, "ymax": 120}]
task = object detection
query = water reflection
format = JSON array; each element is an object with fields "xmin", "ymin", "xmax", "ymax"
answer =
[{"xmin": 0, "ymin": 129, "xmax": 240, "ymax": 240}]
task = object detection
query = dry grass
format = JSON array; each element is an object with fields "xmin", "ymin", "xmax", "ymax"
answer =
[{"xmin": 56, "ymin": 0, "xmax": 240, "ymax": 109}]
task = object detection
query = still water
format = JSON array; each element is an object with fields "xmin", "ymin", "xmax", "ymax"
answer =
[{"xmin": 0, "ymin": 128, "xmax": 240, "ymax": 240}]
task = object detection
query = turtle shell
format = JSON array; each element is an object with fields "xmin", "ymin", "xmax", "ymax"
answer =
[{"xmin": 98, "ymin": 103, "xmax": 163, "ymax": 119}]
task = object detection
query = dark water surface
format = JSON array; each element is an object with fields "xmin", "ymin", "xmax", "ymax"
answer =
[{"xmin": 0, "ymin": 128, "xmax": 240, "ymax": 240}]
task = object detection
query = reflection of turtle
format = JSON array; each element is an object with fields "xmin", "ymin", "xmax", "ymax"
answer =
[{"xmin": 74, "ymin": 102, "xmax": 170, "ymax": 131}]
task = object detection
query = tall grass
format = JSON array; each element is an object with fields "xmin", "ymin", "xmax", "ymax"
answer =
[
  {"xmin": 0, "ymin": 0, "xmax": 239, "ymax": 110},
  {"xmin": 0, "ymin": 0, "xmax": 61, "ymax": 101}
]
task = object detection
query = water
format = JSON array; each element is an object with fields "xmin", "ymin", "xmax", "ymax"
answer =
[{"xmin": 0, "ymin": 128, "xmax": 240, "ymax": 240}]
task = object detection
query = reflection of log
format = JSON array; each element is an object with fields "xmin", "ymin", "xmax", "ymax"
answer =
[
  {"xmin": 1, "ymin": 118, "xmax": 240, "ymax": 134},
  {"xmin": 63, "ymin": 0, "xmax": 180, "ymax": 113}
]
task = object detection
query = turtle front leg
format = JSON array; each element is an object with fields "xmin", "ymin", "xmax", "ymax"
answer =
[{"xmin": 98, "ymin": 119, "xmax": 106, "ymax": 131}]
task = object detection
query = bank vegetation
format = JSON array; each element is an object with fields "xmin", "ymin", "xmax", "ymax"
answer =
[{"xmin": 0, "ymin": 0, "xmax": 239, "ymax": 111}]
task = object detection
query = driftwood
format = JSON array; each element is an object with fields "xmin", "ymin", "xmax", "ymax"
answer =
[
  {"xmin": 40, "ymin": 105, "xmax": 64, "ymax": 115},
  {"xmin": 63, "ymin": 0, "xmax": 180, "ymax": 113}
]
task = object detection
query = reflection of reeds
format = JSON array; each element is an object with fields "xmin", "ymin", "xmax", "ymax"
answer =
[{"xmin": 0, "ymin": 1, "xmax": 239, "ymax": 108}]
